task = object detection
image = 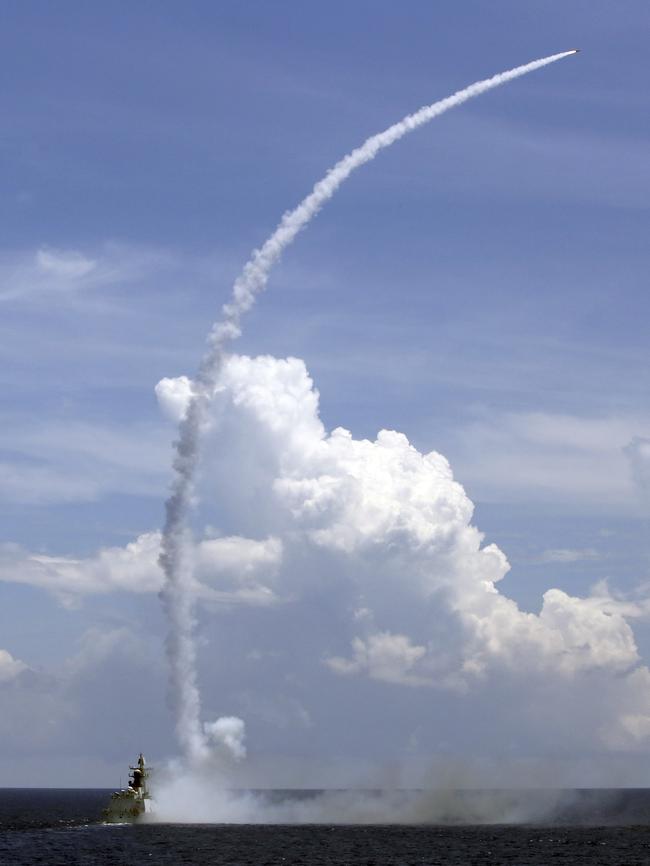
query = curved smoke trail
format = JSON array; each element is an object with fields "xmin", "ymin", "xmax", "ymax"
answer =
[{"xmin": 159, "ymin": 50, "xmax": 577, "ymax": 763}]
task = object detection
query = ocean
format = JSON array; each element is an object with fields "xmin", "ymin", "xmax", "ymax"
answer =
[{"xmin": 3, "ymin": 788, "xmax": 650, "ymax": 865}]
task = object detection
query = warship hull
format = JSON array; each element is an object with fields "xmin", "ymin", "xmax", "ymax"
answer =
[{"xmin": 103, "ymin": 753, "xmax": 152, "ymax": 823}]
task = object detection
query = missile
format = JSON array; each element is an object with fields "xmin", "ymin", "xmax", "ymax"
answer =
[{"xmin": 569, "ymin": 48, "xmax": 581, "ymax": 53}]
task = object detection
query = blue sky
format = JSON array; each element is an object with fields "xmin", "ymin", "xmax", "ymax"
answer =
[{"xmin": 2, "ymin": 2, "xmax": 650, "ymax": 787}]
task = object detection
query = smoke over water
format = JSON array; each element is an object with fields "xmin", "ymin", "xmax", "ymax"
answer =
[
  {"xmin": 150, "ymin": 777, "xmax": 646, "ymax": 826},
  {"xmin": 159, "ymin": 52, "xmax": 577, "ymax": 777},
  {"xmin": 150, "ymin": 782, "xmax": 575, "ymax": 826}
]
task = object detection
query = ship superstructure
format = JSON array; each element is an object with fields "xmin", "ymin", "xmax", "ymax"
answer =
[{"xmin": 102, "ymin": 753, "xmax": 152, "ymax": 822}]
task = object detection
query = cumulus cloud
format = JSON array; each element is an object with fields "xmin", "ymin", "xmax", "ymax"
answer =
[
  {"xmin": 156, "ymin": 375, "xmax": 194, "ymax": 422},
  {"xmin": 0, "ymin": 534, "xmax": 162, "ymax": 600},
  {"xmin": 0, "ymin": 649, "xmax": 28, "ymax": 683},
  {"xmin": 8, "ymin": 352, "xmax": 650, "ymax": 760},
  {"xmin": 198, "ymin": 535, "xmax": 283, "ymax": 605},
  {"xmin": 158, "ymin": 357, "xmax": 650, "ymax": 686},
  {"xmin": 0, "ymin": 532, "xmax": 283, "ymax": 605},
  {"xmin": 167, "ymin": 353, "xmax": 650, "ymax": 752},
  {"xmin": 326, "ymin": 632, "xmax": 429, "ymax": 686}
]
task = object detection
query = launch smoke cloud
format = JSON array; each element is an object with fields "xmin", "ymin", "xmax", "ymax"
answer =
[{"xmin": 159, "ymin": 50, "xmax": 578, "ymax": 764}]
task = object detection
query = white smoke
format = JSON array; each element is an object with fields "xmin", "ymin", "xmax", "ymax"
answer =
[
  {"xmin": 150, "ymin": 780, "xmax": 576, "ymax": 825},
  {"xmin": 159, "ymin": 51, "xmax": 578, "ymax": 766}
]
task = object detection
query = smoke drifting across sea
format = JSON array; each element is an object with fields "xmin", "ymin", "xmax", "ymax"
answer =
[
  {"xmin": 149, "ymin": 781, "xmax": 576, "ymax": 826},
  {"xmin": 149, "ymin": 771, "xmax": 645, "ymax": 827},
  {"xmin": 159, "ymin": 51, "xmax": 577, "ymax": 766}
]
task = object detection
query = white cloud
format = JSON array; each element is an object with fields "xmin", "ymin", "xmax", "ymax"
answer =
[
  {"xmin": 451, "ymin": 410, "xmax": 650, "ymax": 511},
  {"xmin": 0, "ymin": 533, "xmax": 162, "ymax": 600},
  {"xmin": 539, "ymin": 588, "xmax": 638, "ymax": 674},
  {"xmin": 0, "ymin": 242, "xmax": 174, "ymax": 303},
  {"xmin": 36, "ymin": 248, "xmax": 97, "ymax": 279},
  {"xmin": 0, "ymin": 462, "xmax": 102, "ymax": 505},
  {"xmin": 156, "ymin": 375, "xmax": 194, "ymax": 422},
  {"xmin": 625, "ymin": 436, "xmax": 650, "ymax": 498},
  {"xmin": 0, "ymin": 531, "xmax": 283, "ymax": 605},
  {"xmin": 0, "ymin": 649, "xmax": 28, "ymax": 683},
  {"xmin": 8, "ymin": 352, "xmax": 650, "ymax": 757},
  {"xmin": 536, "ymin": 548, "xmax": 600, "ymax": 564},
  {"xmin": 0, "ymin": 419, "xmax": 170, "ymax": 505},
  {"xmin": 198, "ymin": 536, "xmax": 283, "ymax": 605},
  {"xmin": 181, "ymin": 355, "xmax": 650, "ymax": 695},
  {"xmin": 406, "ymin": 111, "xmax": 650, "ymax": 210},
  {"xmin": 326, "ymin": 632, "xmax": 429, "ymax": 686}
]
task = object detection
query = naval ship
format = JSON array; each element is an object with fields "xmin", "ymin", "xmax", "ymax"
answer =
[{"xmin": 102, "ymin": 753, "xmax": 152, "ymax": 822}]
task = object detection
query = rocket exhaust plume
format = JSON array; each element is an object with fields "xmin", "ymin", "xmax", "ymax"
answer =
[{"xmin": 159, "ymin": 50, "xmax": 577, "ymax": 764}]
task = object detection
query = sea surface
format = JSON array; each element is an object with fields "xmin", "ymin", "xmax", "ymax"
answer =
[{"xmin": 3, "ymin": 788, "xmax": 650, "ymax": 865}]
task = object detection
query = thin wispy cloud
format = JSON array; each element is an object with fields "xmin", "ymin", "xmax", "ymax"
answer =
[
  {"xmin": 0, "ymin": 417, "xmax": 170, "ymax": 505},
  {"xmin": 383, "ymin": 111, "xmax": 650, "ymax": 210},
  {"xmin": 452, "ymin": 410, "xmax": 650, "ymax": 512},
  {"xmin": 0, "ymin": 242, "xmax": 174, "ymax": 303},
  {"xmin": 535, "ymin": 548, "xmax": 601, "ymax": 564}
]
